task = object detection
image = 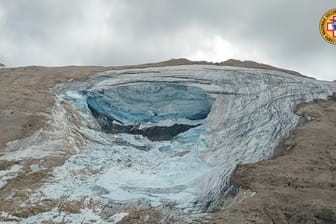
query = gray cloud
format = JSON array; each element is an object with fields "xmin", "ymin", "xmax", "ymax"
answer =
[{"xmin": 0, "ymin": 0, "xmax": 335, "ymax": 80}]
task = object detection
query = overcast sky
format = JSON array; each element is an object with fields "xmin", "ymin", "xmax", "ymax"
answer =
[{"xmin": 0, "ymin": 1, "xmax": 335, "ymax": 80}]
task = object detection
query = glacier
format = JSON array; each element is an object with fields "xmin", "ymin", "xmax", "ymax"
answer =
[{"xmin": 8, "ymin": 65, "xmax": 335, "ymax": 218}]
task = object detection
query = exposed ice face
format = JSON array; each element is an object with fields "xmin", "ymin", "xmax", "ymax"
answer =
[
  {"xmin": 86, "ymin": 83, "xmax": 214, "ymax": 125},
  {"xmin": 85, "ymin": 83, "xmax": 214, "ymax": 141},
  {"xmin": 40, "ymin": 65, "xmax": 336, "ymax": 214}
]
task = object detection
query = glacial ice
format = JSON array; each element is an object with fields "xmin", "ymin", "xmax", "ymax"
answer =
[
  {"xmin": 32, "ymin": 65, "xmax": 336, "ymax": 214},
  {"xmin": 86, "ymin": 83, "xmax": 214, "ymax": 125},
  {"xmin": 86, "ymin": 83, "xmax": 214, "ymax": 141}
]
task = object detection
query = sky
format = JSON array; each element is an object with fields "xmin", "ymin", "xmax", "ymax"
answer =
[{"xmin": 0, "ymin": 0, "xmax": 335, "ymax": 80}]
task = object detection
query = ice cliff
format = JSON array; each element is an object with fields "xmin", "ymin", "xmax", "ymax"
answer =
[{"xmin": 86, "ymin": 83, "xmax": 214, "ymax": 141}]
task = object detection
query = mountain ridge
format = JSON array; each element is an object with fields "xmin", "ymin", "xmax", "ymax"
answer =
[
  {"xmin": 9, "ymin": 58, "xmax": 309, "ymax": 79},
  {"xmin": 110, "ymin": 58, "xmax": 310, "ymax": 79}
]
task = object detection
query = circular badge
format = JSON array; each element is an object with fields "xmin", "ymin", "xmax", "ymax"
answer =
[{"xmin": 320, "ymin": 8, "xmax": 336, "ymax": 45}]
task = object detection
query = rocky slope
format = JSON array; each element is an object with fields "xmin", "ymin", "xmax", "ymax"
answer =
[
  {"xmin": 0, "ymin": 66, "xmax": 110, "ymax": 151},
  {"xmin": 116, "ymin": 58, "xmax": 307, "ymax": 78}
]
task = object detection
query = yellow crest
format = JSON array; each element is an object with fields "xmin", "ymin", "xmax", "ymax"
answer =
[{"xmin": 320, "ymin": 8, "xmax": 336, "ymax": 45}]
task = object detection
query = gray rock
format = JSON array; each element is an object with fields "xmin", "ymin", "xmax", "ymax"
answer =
[{"xmin": 328, "ymin": 92, "xmax": 336, "ymax": 101}]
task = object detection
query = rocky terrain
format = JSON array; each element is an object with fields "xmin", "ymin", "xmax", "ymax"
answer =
[
  {"xmin": 112, "ymin": 58, "xmax": 307, "ymax": 78},
  {"xmin": 0, "ymin": 66, "xmax": 110, "ymax": 151},
  {"xmin": 0, "ymin": 60, "xmax": 335, "ymax": 223}
]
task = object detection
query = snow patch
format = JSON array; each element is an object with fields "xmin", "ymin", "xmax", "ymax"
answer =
[
  {"xmin": 110, "ymin": 212, "xmax": 128, "ymax": 223},
  {"xmin": 0, "ymin": 164, "xmax": 22, "ymax": 189}
]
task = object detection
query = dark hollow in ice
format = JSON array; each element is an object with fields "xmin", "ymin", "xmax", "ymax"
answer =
[{"xmin": 86, "ymin": 83, "xmax": 214, "ymax": 141}]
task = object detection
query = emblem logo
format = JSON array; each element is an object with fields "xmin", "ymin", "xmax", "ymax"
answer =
[{"xmin": 320, "ymin": 8, "xmax": 336, "ymax": 45}]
